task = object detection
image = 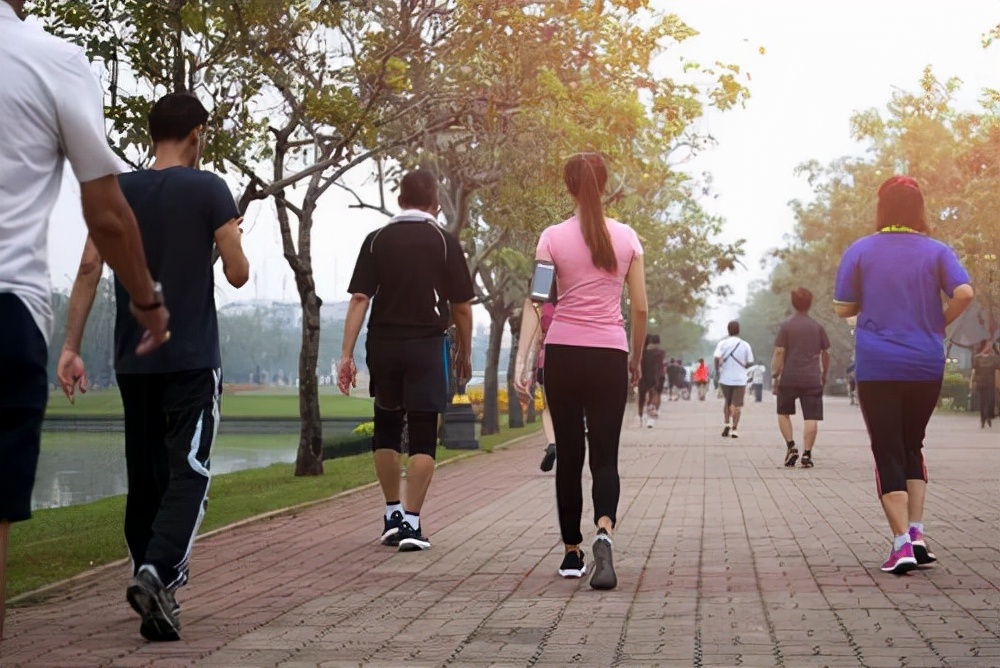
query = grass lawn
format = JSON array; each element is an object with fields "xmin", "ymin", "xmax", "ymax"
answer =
[
  {"xmin": 44, "ymin": 388, "xmax": 373, "ymax": 419},
  {"xmin": 9, "ymin": 420, "xmax": 542, "ymax": 601}
]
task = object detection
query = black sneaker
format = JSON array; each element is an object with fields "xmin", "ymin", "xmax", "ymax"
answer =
[
  {"xmin": 558, "ymin": 549, "xmax": 587, "ymax": 578},
  {"xmin": 800, "ymin": 451, "xmax": 813, "ymax": 468},
  {"xmin": 381, "ymin": 510, "xmax": 404, "ymax": 546},
  {"xmin": 540, "ymin": 443, "xmax": 557, "ymax": 472},
  {"xmin": 126, "ymin": 566, "xmax": 181, "ymax": 642},
  {"xmin": 590, "ymin": 531, "xmax": 617, "ymax": 590},
  {"xmin": 397, "ymin": 521, "xmax": 431, "ymax": 551},
  {"xmin": 721, "ymin": 425, "xmax": 731, "ymax": 438},
  {"xmin": 784, "ymin": 447, "xmax": 799, "ymax": 467}
]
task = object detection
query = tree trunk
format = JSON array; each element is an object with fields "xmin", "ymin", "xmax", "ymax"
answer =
[
  {"xmin": 506, "ymin": 313, "xmax": 524, "ymax": 428},
  {"xmin": 294, "ymin": 286, "xmax": 324, "ymax": 476},
  {"xmin": 481, "ymin": 306, "xmax": 506, "ymax": 435}
]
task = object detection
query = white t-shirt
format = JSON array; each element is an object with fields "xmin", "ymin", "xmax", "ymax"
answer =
[
  {"xmin": 713, "ymin": 336, "xmax": 754, "ymax": 386},
  {"xmin": 751, "ymin": 364, "xmax": 765, "ymax": 384},
  {"xmin": 0, "ymin": 4, "xmax": 123, "ymax": 343}
]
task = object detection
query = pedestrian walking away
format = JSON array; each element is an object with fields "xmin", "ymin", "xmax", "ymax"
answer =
[
  {"xmin": 714, "ymin": 321, "xmax": 754, "ymax": 439},
  {"xmin": 834, "ymin": 175, "xmax": 974, "ymax": 575},
  {"xmin": 969, "ymin": 341, "xmax": 999, "ymax": 428},
  {"xmin": 57, "ymin": 93, "xmax": 250, "ymax": 641},
  {"xmin": 0, "ymin": 0, "xmax": 170, "ymax": 641},
  {"xmin": 692, "ymin": 358, "xmax": 711, "ymax": 400},
  {"xmin": 338, "ymin": 169, "xmax": 475, "ymax": 555},
  {"xmin": 515, "ymin": 152, "xmax": 648, "ymax": 591},
  {"xmin": 638, "ymin": 335, "xmax": 665, "ymax": 427},
  {"xmin": 750, "ymin": 363, "xmax": 766, "ymax": 403},
  {"xmin": 771, "ymin": 287, "xmax": 830, "ymax": 469}
]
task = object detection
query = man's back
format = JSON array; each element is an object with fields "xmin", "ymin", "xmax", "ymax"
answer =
[
  {"xmin": 775, "ymin": 313, "xmax": 830, "ymax": 387},
  {"xmin": 0, "ymin": 4, "xmax": 122, "ymax": 339},
  {"xmin": 714, "ymin": 335, "xmax": 753, "ymax": 386},
  {"xmin": 113, "ymin": 168, "xmax": 237, "ymax": 373}
]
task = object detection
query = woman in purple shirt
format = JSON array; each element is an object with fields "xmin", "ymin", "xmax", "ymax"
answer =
[
  {"xmin": 834, "ymin": 176, "xmax": 974, "ymax": 575},
  {"xmin": 515, "ymin": 153, "xmax": 648, "ymax": 590}
]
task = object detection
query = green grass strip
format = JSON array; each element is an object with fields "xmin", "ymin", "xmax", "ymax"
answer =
[{"xmin": 9, "ymin": 421, "xmax": 541, "ymax": 601}]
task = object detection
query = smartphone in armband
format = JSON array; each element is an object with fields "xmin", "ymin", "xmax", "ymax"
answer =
[{"xmin": 529, "ymin": 261, "xmax": 556, "ymax": 303}]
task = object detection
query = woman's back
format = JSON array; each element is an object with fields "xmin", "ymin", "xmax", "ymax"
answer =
[{"xmin": 537, "ymin": 216, "xmax": 642, "ymax": 352}]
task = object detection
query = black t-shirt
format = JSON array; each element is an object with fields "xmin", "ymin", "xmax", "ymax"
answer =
[
  {"xmin": 774, "ymin": 312, "xmax": 830, "ymax": 387},
  {"xmin": 641, "ymin": 347, "xmax": 665, "ymax": 383},
  {"xmin": 348, "ymin": 215, "xmax": 475, "ymax": 340},
  {"xmin": 114, "ymin": 167, "xmax": 237, "ymax": 374}
]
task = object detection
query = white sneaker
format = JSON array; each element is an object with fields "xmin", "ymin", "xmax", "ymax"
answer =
[{"xmin": 730, "ymin": 430, "xmax": 739, "ymax": 439}]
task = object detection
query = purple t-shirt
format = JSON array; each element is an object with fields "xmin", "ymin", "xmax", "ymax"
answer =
[{"xmin": 834, "ymin": 232, "xmax": 971, "ymax": 382}]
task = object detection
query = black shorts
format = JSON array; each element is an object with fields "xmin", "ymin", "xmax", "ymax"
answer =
[
  {"xmin": 777, "ymin": 385, "xmax": 824, "ymax": 420},
  {"xmin": 367, "ymin": 335, "xmax": 448, "ymax": 413},
  {"xmin": 0, "ymin": 294, "xmax": 49, "ymax": 523}
]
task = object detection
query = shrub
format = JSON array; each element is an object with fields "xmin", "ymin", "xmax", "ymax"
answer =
[
  {"xmin": 940, "ymin": 371, "xmax": 969, "ymax": 410},
  {"xmin": 352, "ymin": 421, "xmax": 375, "ymax": 437}
]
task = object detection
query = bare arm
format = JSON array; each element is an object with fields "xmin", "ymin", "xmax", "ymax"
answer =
[
  {"xmin": 451, "ymin": 300, "xmax": 474, "ymax": 385},
  {"xmin": 834, "ymin": 301, "xmax": 859, "ymax": 318},
  {"xmin": 821, "ymin": 349, "xmax": 830, "ymax": 385},
  {"xmin": 337, "ymin": 293, "xmax": 370, "ymax": 395},
  {"xmin": 56, "ymin": 237, "xmax": 104, "ymax": 401},
  {"xmin": 944, "ymin": 283, "xmax": 974, "ymax": 326},
  {"xmin": 514, "ymin": 299, "xmax": 542, "ymax": 396},
  {"xmin": 626, "ymin": 255, "xmax": 648, "ymax": 387},
  {"xmin": 215, "ymin": 217, "xmax": 250, "ymax": 288},
  {"xmin": 771, "ymin": 347, "xmax": 785, "ymax": 379}
]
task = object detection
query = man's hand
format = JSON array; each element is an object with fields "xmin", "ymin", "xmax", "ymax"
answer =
[
  {"xmin": 128, "ymin": 303, "xmax": 171, "ymax": 355},
  {"xmin": 454, "ymin": 351, "xmax": 472, "ymax": 389},
  {"xmin": 56, "ymin": 349, "xmax": 88, "ymax": 404},
  {"xmin": 629, "ymin": 355, "xmax": 642, "ymax": 388},
  {"xmin": 337, "ymin": 357, "xmax": 357, "ymax": 396}
]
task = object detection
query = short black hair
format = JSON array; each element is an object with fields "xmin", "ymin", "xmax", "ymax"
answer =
[
  {"xmin": 791, "ymin": 287, "xmax": 813, "ymax": 312},
  {"xmin": 727, "ymin": 320, "xmax": 740, "ymax": 336},
  {"xmin": 149, "ymin": 93, "xmax": 209, "ymax": 144},
  {"xmin": 399, "ymin": 169, "xmax": 439, "ymax": 209}
]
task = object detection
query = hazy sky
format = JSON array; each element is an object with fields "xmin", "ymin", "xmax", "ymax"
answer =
[{"xmin": 44, "ymin": 0, "xmax": 999, "ymax": 339}]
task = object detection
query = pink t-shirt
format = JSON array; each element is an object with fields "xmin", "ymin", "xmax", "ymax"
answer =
[{"xmin": 536, "ymin": 216, "xmax": 643, "ymax": 352}]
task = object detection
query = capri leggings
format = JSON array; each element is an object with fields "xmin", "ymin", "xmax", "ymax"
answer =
[
  {"xmin": 372, "ymin": 405, "xmax": 438, "ymax": 459},
  {"xmin": 857, "ymin": 380, "xmax": 941, "ymax": 496},
  {"xmin": 543, "ymin": 344, "xmax": 629, "ymax": 546}
]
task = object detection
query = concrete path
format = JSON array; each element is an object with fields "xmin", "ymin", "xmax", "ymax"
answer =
[{"xmin": 3, "ymin": 396, "xmax": 998, "ymax": 667}]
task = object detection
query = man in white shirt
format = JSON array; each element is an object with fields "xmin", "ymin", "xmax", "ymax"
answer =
[
  {"xmin": 713, "ymin": 320, "xmax": 754, "ymax": 438},
  {"xmin": 0, "ymin": 0, "xmax": 169, "ymax": 639}
]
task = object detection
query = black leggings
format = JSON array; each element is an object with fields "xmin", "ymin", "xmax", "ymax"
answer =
[
  {"xmin": 543, "ymin": 344, "xmax": 629, "ymax": 546},
  {"xmin": 857, "ymin": 380, "xmax": 941, "ymax": 496}
]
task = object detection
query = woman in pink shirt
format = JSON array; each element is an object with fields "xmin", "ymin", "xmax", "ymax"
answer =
[{"xmin": 515, "ymin": 153, "xmax": 648, "ymax": 590}]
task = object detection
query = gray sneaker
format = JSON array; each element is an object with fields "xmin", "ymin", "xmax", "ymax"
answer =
[
  {"xmin": 589, "ymin": 531, "xmax": 617, "ymax": 590},
  {"xmin": 126, "ymin": 565, "xmax": 181, "ymax": 641}
]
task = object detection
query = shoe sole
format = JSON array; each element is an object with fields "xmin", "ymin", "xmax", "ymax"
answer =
[
  {"xmin": 913, "ymin": 543, "xmax": 937, "ymax": 564},
  {"xmin": 398, "ymin": 538, "xmax": 431, "ymax": 551},
  {"xmin": 126, "ymin": 581, "xmax": 180, "ymax": 642},
  {"xmin": 558, "ymin": 566, "xmax": 586, "ymax": 578},
  {"xmin": 590, "ymin": 538, "xmax": 617, "ymax": 590},
  {"xmin": 800, "ymin": 461, "xmax": 813, "ymax": 468},
  {"xmin": 881, "ymin": 557, "xmax": 918, "ymax": 575},
  {"xmin": 380, "ymin": 528, "xmax": 400, "ymax": 546}
]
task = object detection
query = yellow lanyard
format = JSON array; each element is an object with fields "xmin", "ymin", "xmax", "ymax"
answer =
[{"xmin": 878, "ymin": 225, "xmax": 922, "ymax": 234}]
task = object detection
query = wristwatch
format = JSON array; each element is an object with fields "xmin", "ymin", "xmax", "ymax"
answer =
[{"xmin": 132, "ymin": 282, "xmax": 165, "ymax": 311}]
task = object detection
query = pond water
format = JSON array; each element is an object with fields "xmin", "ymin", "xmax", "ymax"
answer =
[{"xmin": 32, "ymin": 433, "xmax": 302, "ymax": 511}]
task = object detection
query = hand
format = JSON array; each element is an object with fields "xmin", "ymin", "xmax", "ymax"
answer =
[
  {"xmin": 513, "ymin": 359, "xmax": 533, "ymax": 400},
  {"xmin": 337, "ymin": 357, "xmax": 357, "ymax": 396},
  {"xmin": 454, "ymin": 353, "xmax": 472, "ymax": 389},
  {"xmin": 128, "ymin": 303, "xmax": 171, "ymax": 355},
  {"xmin": 56, "ymin": 349, "xmax": 88, "ymax": 404},
  {"xmin": 629, "ymin": 355, "xmax": 642, "ymax": 388}
]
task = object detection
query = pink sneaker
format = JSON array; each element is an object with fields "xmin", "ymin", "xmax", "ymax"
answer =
[
  {"xmin": 881, "ymin": 541, "xmax": 918, "ymax": 575},
  {"xmin": 908, "ymin": 527, "xmax": 937, "ymax": 565}
]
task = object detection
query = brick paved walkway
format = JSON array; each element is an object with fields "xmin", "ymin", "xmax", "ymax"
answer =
[{"xmin": 3, "ymin": 397, "xmax": 998, "ymax": 667}]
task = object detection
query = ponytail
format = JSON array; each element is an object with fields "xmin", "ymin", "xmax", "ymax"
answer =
[{"xmin": 564, "ymin": 153, "xmax": 616, "ymax": 273}]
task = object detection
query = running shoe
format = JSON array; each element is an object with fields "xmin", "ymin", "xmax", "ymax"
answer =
[
  {"xmin": 800, "ymin": 451, "xmax": 813, "ymax": 468},
  {"xmin": 880, "ymin": 541, "xmax": 918, "ymax": 575},
  {"xmin": 558, "ymin": 549, "xmax": 587, "ymax": 578},
  {"xmin": 126, "ymin": 565, "xmax": 181, "ymax": 642},
  {"xmin": 721, "ymin": 425, "xmax": 731, "ymax": 438},
  {"xmin": 908, "ymin": 527, "xmax": 937, "ymax": 565},
  {"xmin": 589, "ymin": 531, "xmax": 617, "ymax": 590},
  {"xmin": 381, "ymin": 510, "xmax": 404, "ymax": 546},
  {"xmin": 397, "ymin": 521, "xmax": 431, "ymax": 551},
  {"xmin": 540, "ymin": 443, "xmax": 557, "ymax": 472},
  {"xmin": 784, "ymin": 447, "xmax": 799, "ymax": 467}
]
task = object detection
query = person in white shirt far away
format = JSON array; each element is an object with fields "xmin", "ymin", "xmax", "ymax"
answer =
[{"xmin": 713, "ymin": 321, "xmax": 754, "ymax": 439}]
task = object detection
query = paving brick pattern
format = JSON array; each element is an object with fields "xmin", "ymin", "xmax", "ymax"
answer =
[{"xmin": 3, "ymin": 397, "xmax": 998, "ymax": 667}]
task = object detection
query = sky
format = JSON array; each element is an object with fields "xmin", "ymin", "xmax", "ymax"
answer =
[{"xmin": 43, "ymin": 0, "xmax": 999, "ymax": 340}]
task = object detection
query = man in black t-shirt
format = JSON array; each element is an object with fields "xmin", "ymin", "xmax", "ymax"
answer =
[
  {"xmin": 57, "ymin": 93, "xmax": 249, "ymax": 641},
  {"xmin": 338, "ymin": 169, "xmax": 474, "ymax": 553},
  {"xmin": 770, "ymin": 288, "xmax": 830, "ymax": 469}
]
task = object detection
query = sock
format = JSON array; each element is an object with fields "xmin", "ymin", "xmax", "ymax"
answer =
[
  {"xmin": 909, "ymin": 521, "xmax": 924, "ymax": 534},
  {"xmin": 786, "ymin": 440, "xmax": 796, "ymax": 449},
  {"xmin": 385, "ymin": 501, "xmax": 402, "ymax": 520},
  {"xmin": 404, "ymin": 511, "xmax": 420, "ymax": 530},
  {"xmin": 893, "ymin": 532, "xmax": 911, "ymax": 551}
]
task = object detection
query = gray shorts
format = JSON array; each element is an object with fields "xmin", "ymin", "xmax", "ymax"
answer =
[{"xmin": 721, "ymin": 384, "xmax": 746, "ymax": 408}]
